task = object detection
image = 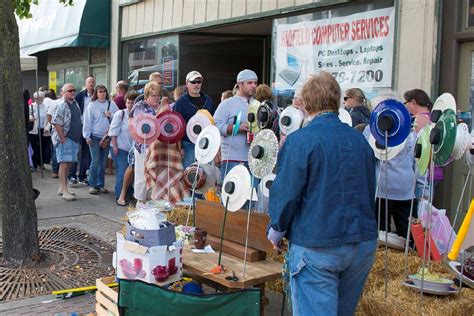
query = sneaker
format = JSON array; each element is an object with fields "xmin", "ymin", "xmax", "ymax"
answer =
[
  {"xmin": 78, "ymin": 179, "xmax": 89, "ymax": 186},
  {"xmin": 52, "ymin": 173, "xmax": 59, "ymax": 178},
  {"xmin": 89, "ymin": 188, "xmax": 99, "ymax": 195},
  {"xmin": 62, "ymin": 192, "xmax": 76, "ymax": 201},
  {"xmin": 68, "ymin": 177, "xmax": 78, "ymax": 185},
  {"xmin": 99, "ymin": 188, "xmax": 109, "ymax": 194},
  {"xmin": 58, "ymin": 188, "xmax": 76, "ymax": 196}
]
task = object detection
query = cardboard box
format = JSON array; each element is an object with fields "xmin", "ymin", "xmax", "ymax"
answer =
[
  {"xmin": 125, "ymin": 221, "xmax": 176, "ymax": 248},
  {"xmin": 116, "ymin": 233, "xmax": 183, "ymax": 286}
]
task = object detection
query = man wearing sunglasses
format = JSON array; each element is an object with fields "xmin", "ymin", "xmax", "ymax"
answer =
[
  {"xmin": 68, "ymin": 75, "xmax": 95, "ymax": 186},
  {"xmin": 173, "ymin": 70, "xmax": 214, "ymax": 169},
  {"xmin": 51, "ymin": 83, "xmax": 83, "ymax": 201}
]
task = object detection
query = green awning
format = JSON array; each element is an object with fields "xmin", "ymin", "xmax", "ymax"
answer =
[{"xmin": 18, "ymin": 0, "xmax": 110, "ymax": 56}]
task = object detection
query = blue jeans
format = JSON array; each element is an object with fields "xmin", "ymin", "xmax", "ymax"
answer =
[
  {"xmin": 289, "ymin": 239, "xmax": 377, "ymax": 316},
  {"xmin": 88, "ymin": 136, "xmax": 108, "ymax": 188},
  {"xmin": 52, "ymin": 145, "xmax": 59, "ymax": 173},
  {"xmin": 69, "ymin": 137, "xmax": 90, "ymax": 181},
  {"xmin": 113, "ymin": 149, "xmax": 130, "ymax": 199},
  {"xmin": 182, "ymin": 140, "xmax": 195, "ymax": 170}
]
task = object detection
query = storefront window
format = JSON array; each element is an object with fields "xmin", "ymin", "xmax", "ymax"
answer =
[
  {"xmin": 467, "ymin": 0, "xmax": 474, "ymax": 28},
  {"xmin": 123, "ymin": 35, "xmax": 179, "ymax": 92},
  {"xmin": 272, "ymin": 1, "xmax": 394, "ymax": 108},
  {"xmin": 49, "ymin": 66, "xmax": 86, "ymax": 94},
  {"xmin": 65, "ymin": 67, "xmax": 86, "ymax": 91}
]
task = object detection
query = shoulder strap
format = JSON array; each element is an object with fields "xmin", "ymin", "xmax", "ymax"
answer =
[
  {"xmin": 121, "ymin": 110, "xmax": 125, "ymax": 122},
  {"xmin": 107, "ymin": 100, "xmax": 111, "ymax": 111}
]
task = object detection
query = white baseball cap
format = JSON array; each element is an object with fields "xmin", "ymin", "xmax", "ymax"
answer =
[{"xmin": 186, "ymin": 71, "xmax": 203, "ymax": 82}]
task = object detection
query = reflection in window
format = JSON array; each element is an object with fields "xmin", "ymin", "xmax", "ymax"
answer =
[{"xmin": 123, "ymin": 36, "xmax": 179, "ymax": 91}]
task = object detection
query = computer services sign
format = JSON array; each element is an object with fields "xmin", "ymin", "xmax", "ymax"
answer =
[{"xmin": 274, "ymin": 7, "xmax": 395, "ymax": 90}]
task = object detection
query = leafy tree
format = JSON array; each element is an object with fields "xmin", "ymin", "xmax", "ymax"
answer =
[{"xmin": 0, "ymin": 0, "xmax": 72, "ymax": 267}]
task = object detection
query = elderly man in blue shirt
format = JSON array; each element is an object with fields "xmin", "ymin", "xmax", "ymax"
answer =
[{"xmin": 267, "ymin": 72, "xmax": 378, "ymax": 315}]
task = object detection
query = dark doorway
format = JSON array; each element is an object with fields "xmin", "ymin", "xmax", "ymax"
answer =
[{"xmin": 179, "ymin": 33, "xmax": 268, "ymax": 107}]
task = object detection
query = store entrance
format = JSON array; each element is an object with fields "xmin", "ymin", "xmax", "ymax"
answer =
[
  {"xmin": 179, "ymin": 20, "xmax": 272, "ymax": 108},
  {"xmin": 448, "ymin": 41, "xmax": 474, "ymax": 232}
]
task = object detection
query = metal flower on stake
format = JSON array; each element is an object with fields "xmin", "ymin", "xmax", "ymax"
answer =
[
  {"xmin": 217, "ymin": 165, "xmax": 252, "ymax": 271},
  {"xmin": 247, "ymin": 100, "xmax": 261, "ymax": 143},
  {"xmin": 129, "ymin": 113, "xmax": 160, "ymax": 145},
  {"xmin": 369, "ymin": 98, "xmax": 411, "ymax": 299},
  {"xmin": 154, "ymin": 110, "xmax": 186, "ymax": 203},
  {"xmin": 185, "ymin": 125, "xmax": 221, "ymax": 228},
  {"xmin": 244, "ymin": 130, "xmax": 279, "ymax": 277},
  {"xmin": 186, "ymin": 110, "xmax": 214, "ymax": 144},
  {"xmin": 279, "ymin": 106, "xmax": 305, "ymax": 136}
]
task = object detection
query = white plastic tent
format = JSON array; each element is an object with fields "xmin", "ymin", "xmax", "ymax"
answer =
[
  {"xmin": 20, "ymin": 55, "xmax": 44, "ymax": 177},
  {"xmin": 20, "ymin": 55, "xmax": 37, "ymax": 71}
]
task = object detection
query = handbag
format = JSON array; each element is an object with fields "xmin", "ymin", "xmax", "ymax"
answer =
[{"xmin": 99, "ymin": 101, "xmax": 113, "ymax": 149}]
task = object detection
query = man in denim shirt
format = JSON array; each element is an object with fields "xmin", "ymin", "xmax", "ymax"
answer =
[{"xmin": 267, "ymin": 72, "xmax": 377, "ymax": 315}]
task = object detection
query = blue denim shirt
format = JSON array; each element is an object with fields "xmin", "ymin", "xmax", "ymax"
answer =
[{"xmin": 268, "ymin": 113, "xmax": 378, "ymax": 247}]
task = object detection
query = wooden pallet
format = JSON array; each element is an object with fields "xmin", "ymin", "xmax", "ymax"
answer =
[{"xmin": 95, "ymin": 276, "xmax": 119, "ymax": 316}]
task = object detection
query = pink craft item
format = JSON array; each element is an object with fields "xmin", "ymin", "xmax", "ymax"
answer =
[
  {"xmin": 156, "ymin": 110, "xmax": 186, "ymax": 144},
  {"xmin": 129, "ymin": 113, "xmax": 160, "ymax": 145}
]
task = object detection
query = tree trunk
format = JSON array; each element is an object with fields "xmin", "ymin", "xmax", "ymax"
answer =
[{"xmin": 0, "ymin": 0, "xmax": 40, "ymax": 266}]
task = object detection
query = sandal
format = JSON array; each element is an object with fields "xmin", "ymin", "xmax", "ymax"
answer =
[{"xmin": 116, "ymin": 199, "xmax": 127, "ymax": 206}]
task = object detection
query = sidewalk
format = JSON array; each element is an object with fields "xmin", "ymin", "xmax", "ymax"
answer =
[{"xmin": 0, "ymin": 167, "xmax": 289, "ymax": 315}]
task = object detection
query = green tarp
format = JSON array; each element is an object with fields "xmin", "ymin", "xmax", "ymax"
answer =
[{"xmin": 118, "ymin": 279, "xmax": 261, "ymax": 316}]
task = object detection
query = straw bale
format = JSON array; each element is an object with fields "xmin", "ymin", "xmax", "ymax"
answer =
[
  {"xmin": 356, "ymin": 248, "xmax": 474, "ymax": 316},
  {"xmin": 161, "ymin": 208, "xmax": 474, "ymax": 315}
]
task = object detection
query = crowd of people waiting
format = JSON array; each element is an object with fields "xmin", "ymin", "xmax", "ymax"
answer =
[{"xmin": 23, "ymin": 68, "xmax": 447, "ymax": 314}]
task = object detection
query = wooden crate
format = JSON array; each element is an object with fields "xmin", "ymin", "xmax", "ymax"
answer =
[{"xmin": 95, "ymin": 276, "xmax": 119, "ymax": 316}]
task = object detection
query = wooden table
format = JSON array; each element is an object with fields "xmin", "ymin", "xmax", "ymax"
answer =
[{"xmin": 182, "ymin": 244, "xmax": 282, "ymax": 312}]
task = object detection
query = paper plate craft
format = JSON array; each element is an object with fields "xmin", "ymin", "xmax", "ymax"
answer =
[
  {"xmin": 183, "ymin": 163, "xmax": 206, "ymax": 191},
  {"xmin": 248, "ymin": 130, "xmax": 279, "ymax": 179},
  {"xmin": 194, "ymin": 125, "xmax": 221, "ymax": 164},
  {"xmin": 279, "ymin": 106, "xmax": 304, "ymax": 136},
  {"xmin": 369, "ymin": 134, "xmax": 406, "ymax": 161},
  {"xmin": 129, "ymin": 113, "xmax": 160, "ymax": 145},
  {"xmin": 260, "ymin": 173, "xmax": 276, "ymax": 198},
  {"xmin": 197, "ymin": 109, "xmax": 214, "ymax": 125},
  {"xmin": 186, "ymin": 110, "xmax": 214, "ymax": 144},
  {"xmin": 415, "ymin": 125, "xmax": 432, "ymax": 176},
  {"xmin": 338, "ymin": 108, "xmax": 353, "ymax": 126},
  {"xmin": 221, "ymin": 165, "xmax": 252, "ymax": 212},
  {"xmin": 257, "ymin": 101, "xmax": 278, "ymax": 130},
  {"xmin": 183, "ymin": 163, "xmax": 220, "ymax": 194},
  {"xmin": 465, "ymin": 130, "xmax": 474, "ymax": 166},
  {"xmin": 401, "ymin": 280, "xmax": 457, "ymax": 296},
  {"xmin": 432, "ymin": 93, "xmax": 457, "ymax": 123},
  {"xmin": 370, "ymin": 99, "xmax": 411, "ymax": 147},
  {"xmin": 378, "ymin": 231, "xmax": 406, "ymax": 251},
  {"xmin": 195, "ymin": 125, "xmax": 221, "ymax": 164},
  {"xmin": 430, "ymin": 109, "xmax": 457, "ymax": 165},
  {"xmin": 446, "ymin": 259, "xmax": 474, "ymax": 289},
  {"xmin": 450, "ymin": 123, "xmax": 470, "ymax": 161},
  {"xmin": 156, "ymin": 110, "xmax": 186, "ymax": 144},
  {"xmin": 407, "ymin": 267, "xmax": 455, "ymax": 294},
  {"xmin": 232, "ymin": 111, "xmax": 242, "ymax": 136},
  {"xmin": 247, "ymin": 100, "xmax": 261, "ymax": 134}
]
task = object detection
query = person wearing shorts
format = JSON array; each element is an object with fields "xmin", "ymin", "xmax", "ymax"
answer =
[{"xmin": 51, "ymin": 83, "xmax": 82, "ymax": 201}]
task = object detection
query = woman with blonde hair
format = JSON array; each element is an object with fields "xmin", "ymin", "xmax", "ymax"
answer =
[
  {"xmin": 129, "ymin": 81, "xmax": 162, "ymax": 202},
  {"xmin": 255, "ymin": 84, "xmax": 273, "ymax": 102},
  {"xmin": 267, "ymin": 72, "xmax": 377, "ymax": 315},
  {"xmin": 343, "ymin": 88, "xmax": 371, "ymax": 127}
]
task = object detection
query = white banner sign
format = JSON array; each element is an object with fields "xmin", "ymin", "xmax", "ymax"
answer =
[{"xmin": 274, "ymin": 7, "xmax": 395, "ymax": 90}]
